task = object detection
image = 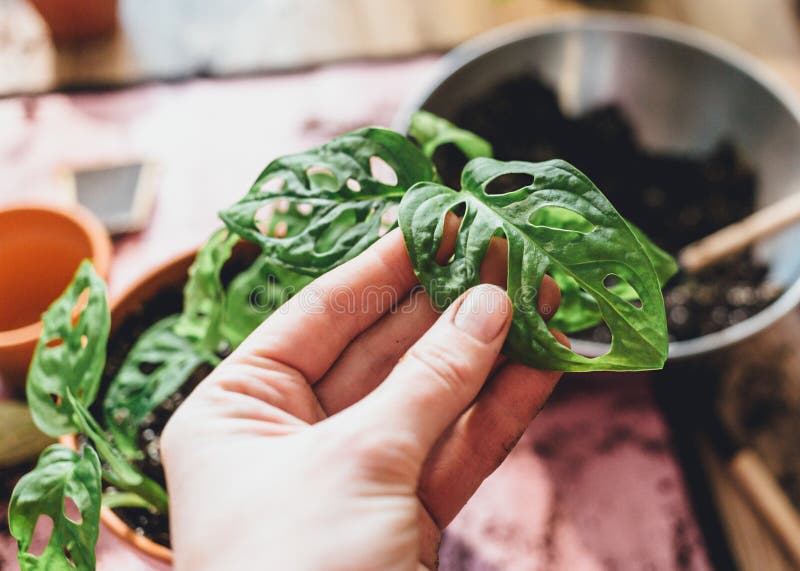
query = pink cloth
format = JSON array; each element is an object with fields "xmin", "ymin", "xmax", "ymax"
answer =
[{"xmin": 0, "ymin": 57, "xmax": 709, "ymax": 570}]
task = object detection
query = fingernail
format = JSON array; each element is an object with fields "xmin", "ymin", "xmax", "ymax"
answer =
[{"xmin": 453, "ymin": 285, "xmax": 511, "ymax": 342}]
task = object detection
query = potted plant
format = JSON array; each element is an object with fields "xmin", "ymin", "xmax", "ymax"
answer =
[{"xmin": 8, "ymin": 114, "xmax": 674, "ymax": 568}]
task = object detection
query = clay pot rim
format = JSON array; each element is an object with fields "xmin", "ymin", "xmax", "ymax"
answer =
[
  {"xmin": 56, "ymin": 248, "xmax": 201, "ymax": 564},
  {"xmin": 0, "ymin": 203, "xmax": 112, "ymax": 348}
]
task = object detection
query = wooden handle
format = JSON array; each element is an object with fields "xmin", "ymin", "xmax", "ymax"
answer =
[
  {"xmin": 730, "ymin": 449, "xmax": 800, "ymax": 567},
  {"xmin": 679, "ymin": 191, "xmax": 800, "ymax": 273}
]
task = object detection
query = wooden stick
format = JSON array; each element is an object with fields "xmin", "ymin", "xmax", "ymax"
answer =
[
  {"xmin": 679, "ymin": 191, "xmax": 800, "ymax": 273},
  {"xmin": 729, "ymin": 449, "xmax": 800, "ymax": 567}
]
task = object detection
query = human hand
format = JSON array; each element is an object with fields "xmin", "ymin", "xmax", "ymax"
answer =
[{"xmin": 162, "ymin": 226, "xmax": 564, "ymax": 571}]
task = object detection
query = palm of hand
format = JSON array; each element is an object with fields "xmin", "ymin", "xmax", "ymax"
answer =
[{"xmin": 163, "ymin": 229, "xmax": 562, "ymax": 571}]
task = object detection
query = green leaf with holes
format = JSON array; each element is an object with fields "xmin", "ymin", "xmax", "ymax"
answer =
[
  {"xmin": 219, "ymin": 127, "xmax": 435, "ymax": 277},
  {"xmin": 103, "ymin": 315, "xmax": 218, "ymax": 459},
  {"xmin": 9, "ymin": 444, "xmax": 102, "ymax": 571},
  {"xmin": 175, "ymin": 228, "xmax": 239, "ymax": 351},
  {"xmin": 399, "ymin": 157, "xmax": 669, "ymax": 371},
  {"xmin": 220, "ymin": 257, "xmax": 313, "ymax": 346},
  {"xmin": 408, "ymin": 110, "xmax": 493, "ymax": 162},
  {"xmin": 26, "ymin": 261, "xmax": 110, "ymax": 438},
  {"xmin": 544, "ymin": 213, "xmax": 678, "ymax": 334}
]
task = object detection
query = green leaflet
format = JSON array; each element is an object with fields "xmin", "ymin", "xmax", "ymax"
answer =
[
  {"xmin": 65, "ymin": 390, "xmax": 168, "ymax": 514},
  {"xmin": 399, "ymin": 157, "xmax": 669, "ymax": 371},
  {"xmin": 545, "ymin": 214, "xmax": 678, "ymax": 334},
  {"xmin": 219, "ymin": 127, "xmax": 435, "ymax": 277},
  {"xmin": 10, "ymin": 445, "xmax": 101, "ymax": 571},
  {"xmin": 220, "ymin": 257, "xmax": 313, "ymax": 346},
  {"xmin": 26, "ymin": 261, "xmax": 110, "ymax": 438},
  {"xmin": 175, "ymin": 228, "xmax": 239, "ymax": 351},
  {"xmin": 408, "ymin": 110, "xmax": 493, "ymax": 162},
  {"xmin": 103, "ymin": 315, "xmax": 217, "ymax": 459}
]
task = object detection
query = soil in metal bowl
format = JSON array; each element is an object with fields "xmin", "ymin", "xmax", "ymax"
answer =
[{"xmin": 431, "ymin": 76, "xmax": 783, "ymax": 342}]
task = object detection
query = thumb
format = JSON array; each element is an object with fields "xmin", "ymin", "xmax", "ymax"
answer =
[{"xmin": 347, "ymin": 284, "xmax": 512, "ymax": 458}]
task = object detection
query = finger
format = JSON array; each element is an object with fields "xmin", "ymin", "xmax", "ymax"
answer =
[
  {"xmin": 316, "ymin": 275, "xmax": 561, "ymax": 415},
  {"xmin": 418, "ymin": 505, "xmax": 441, "ymax": 570},
  {"xmin": 418, "ymin": 334, "xmax": 569, "ymax": 528},
  {"xmin": 539, "ymin": 275, "xmax": 560, "ymax": 321},
  {"xmin": 233, "ymin": 228, "xmax": 417, "ymax": 382},
  {"xmin": 347, "ymin": 284, "xmax": 512, "ymax": 458},
  {"xmin": 315, "ymin": 287, "xmax": 438, "ymax": 414}
]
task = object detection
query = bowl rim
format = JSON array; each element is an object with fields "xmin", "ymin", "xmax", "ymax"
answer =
[
  {"xmin": 393, "ymin": 12, "xmax": 800, "ymax": 360},
  {"xmin": 0, "ymin": 203, "xmax": 112, "ymax": 348}
]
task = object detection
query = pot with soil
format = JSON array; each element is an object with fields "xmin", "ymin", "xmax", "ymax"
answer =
[
  {"xmin": 395, "ymin": 14, "xmax": 800, "ymax": 360},
  {"xmin": 56, "ymin": 241, "xmax": 265, "ymax": 562},
  {"xmin": 58, "ymin": 250, "xmax": 195, "ymax": 562}
]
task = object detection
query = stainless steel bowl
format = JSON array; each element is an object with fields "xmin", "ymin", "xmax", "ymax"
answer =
[{"xmin": 394, "ymin": 13, "xmax": 800, "ymax": 361}]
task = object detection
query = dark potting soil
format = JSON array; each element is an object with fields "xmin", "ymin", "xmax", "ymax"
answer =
[
  {"xmin": 88, "ymin": 286, "xmax": 209, "ymax": 548},
  {"xmin": 90, "ymin": 244, "xmax": 259, "ymax": 547},
  {"xmin": 432, "ymin": 76, "xmax": 783, "ymax": 342}
]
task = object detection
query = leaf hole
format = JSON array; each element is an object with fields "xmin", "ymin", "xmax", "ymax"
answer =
[
  {"xmin": 530, "ymin": 206, "xmax": 595, "ymax": 234},
  {"xmin": 585, "ymin": 319, "xmax": 613, "ymax": 346},
  {"xmin": 45, "ymin": 337, "xmax": 64, "ymax": 349},
  {"xmin": 80, "ymin": 335, "xmax": 88, "ymax": 349},
  {"xmin": 346, "ymin": 178, "xmax": 362, "ymax": 192},
  {"xmin": 50, "ymin": 393, "xmax": 62, "ymax": 406},
  {"xmin": 64, "ymin": 497, "xmax": 82, "ymax": 524},
  {"xmin": 378, "ymin": 205, "xmax": 398, "ymax": 237},
  {"xmin": 296, "ymin": 203, "xmax": 313, "ymax": 216},
  {"xmin": 273, "ymin": 221, "xmax": 288, "ymax": 238},
  {"xmin": 63, "ymin": 546, "xmax": 76, "ymax": 567},
  {"xmin": 70, "ymin": 288, "xmax": 90, "ymax": 328},
  {"xmin": 370, "ymin": 156, "xmax": 398, "ymax": 186},
  {"xmin": 435, "ymin": 205, "xmax": 467, "ymax": 267},
  {"xmin": 254, "ymin": 204, "xmax": 273, "ymax": 235},
  {"xmin": 479, "ymin": 229, "xmax": 509, "ymax": 290},
  {"xmin": 603, "ymin": 273, "xmax": 643, "ymax": 309},
  {"xmin": 275, "ymin": 198, "xmax": 290, "ymax": 213},
  {"xmin": 138, "ymin": 361, "xmax": 161, "ymax": 375},
  {"xmin": 27, "ymin": 514, "xmax": 53, "ymax": 556},
  {"xmin": 307, "ymin": 166, "xmax": 338, "ymax": 190},
  {"xmin": 485, "ymin": 173, "xmax": 534, "ymax": 196},
  {"xmin": 259, "ymin": 177, "xmax": 285, "ymax": 193}
]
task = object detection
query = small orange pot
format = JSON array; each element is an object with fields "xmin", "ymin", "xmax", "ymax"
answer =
[
  {"xmin": 28, "ymin": 0, "xmax": 118, "ymax": 43},
  {"xmin": 0, "ymin": 204, "xmax": 111, "ymax": 388}
]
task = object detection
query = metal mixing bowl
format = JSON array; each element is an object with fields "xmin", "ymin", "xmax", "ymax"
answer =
[{"xmin": 394, "ymin": 13, "xmax": 800, "ymax": 361}]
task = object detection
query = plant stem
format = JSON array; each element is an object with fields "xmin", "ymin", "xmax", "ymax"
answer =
[{"xmin": 103, "ymin": 469, "xmax": 169, "ymax": 514}]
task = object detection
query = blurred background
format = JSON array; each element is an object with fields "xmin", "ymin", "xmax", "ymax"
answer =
[{"xmin": 3, "ymin": 1, "xmax": 800, "ymax": 570}]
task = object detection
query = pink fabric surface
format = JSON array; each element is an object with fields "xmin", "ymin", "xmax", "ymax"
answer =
[{"xmin": 0, "ymin": 57, "xmax": 709, "ymax": 570}]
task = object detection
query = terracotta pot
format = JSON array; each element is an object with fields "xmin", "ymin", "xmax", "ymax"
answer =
[
  {"xmin": 28, "ymin": 0, "xmax": 118, "ymax": 43},
  {"xmin": 0, "ymin": 204, "xmax": 111, "ymax": 389},
  {"xmin": 59, "ymin": 249, "xmax": 198, "ymax": 563}
]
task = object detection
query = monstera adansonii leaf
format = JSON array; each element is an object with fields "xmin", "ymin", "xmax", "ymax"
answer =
[
  {"xmin": 26, "ymin": 261, "xmax": 110, "ymax": 438},
  {"xmin": 10, "ymin": 445, "xmax": 102, "ymax": 571},
  {"xmin": 399, "ymin": 157, "xmax": 669, "ymax": 372},
  {"xmin": 219, "ymin": 127, "xmax": 435, "ymax": 277}
]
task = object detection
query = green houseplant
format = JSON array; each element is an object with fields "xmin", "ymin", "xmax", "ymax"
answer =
[{"xmin": 9, "ymin": 114, "xmax": 675, "ymax": 569}]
